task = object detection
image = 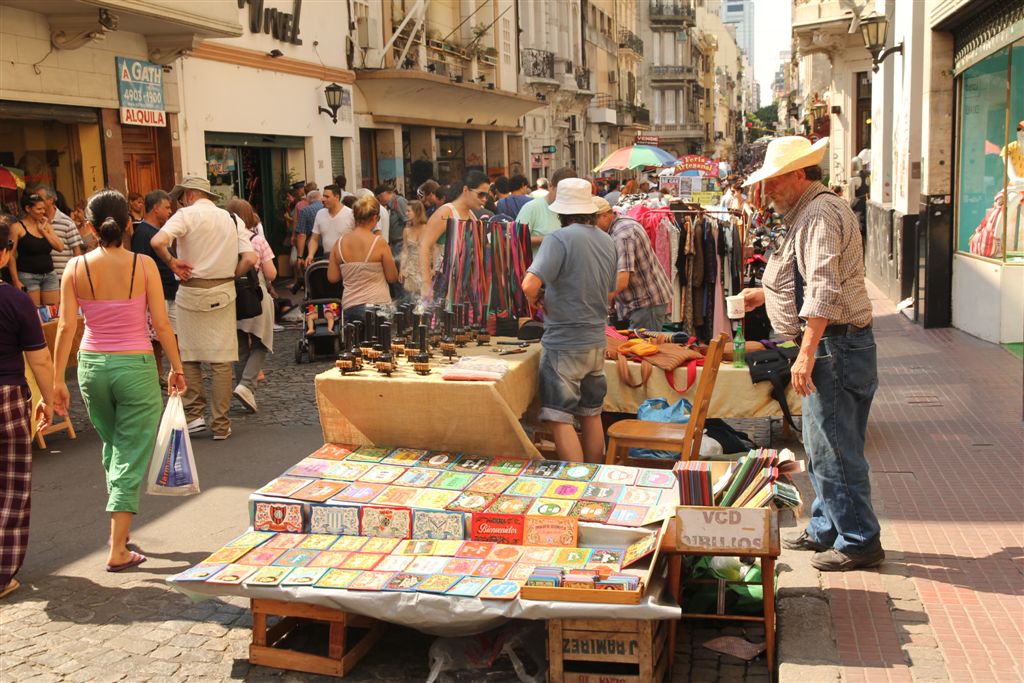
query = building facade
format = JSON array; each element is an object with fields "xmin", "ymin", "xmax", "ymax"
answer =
[
  {"xmin": 718, "ymin": 0, "xmax": 754, "ymax": 60},
  {"xmin": 0, "ymin": 0, "xmax": 242, "ymax": 212},
  {"xmin": 791, "ymin": 0, "xmax": 1023, "ymax": 345}
]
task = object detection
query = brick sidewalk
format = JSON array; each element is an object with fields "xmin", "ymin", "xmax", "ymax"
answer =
[{"xmin": 818, "ymin": 282, "xmax": 1023, "ymax": 683}]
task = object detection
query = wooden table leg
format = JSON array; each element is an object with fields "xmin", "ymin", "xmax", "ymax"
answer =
[{"xmin": 762, "ymin": 556, "xmax": 776, "ymax": 681}]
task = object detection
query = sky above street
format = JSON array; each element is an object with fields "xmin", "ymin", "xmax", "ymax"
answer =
[{"xmin": 752, "ymin": 0, "xmax": 793, "ymax": 106}]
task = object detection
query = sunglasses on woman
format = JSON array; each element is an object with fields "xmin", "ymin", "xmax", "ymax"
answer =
[{"xmin": 475, "ymin": 190, "xmax": 489, "ymax": 199}]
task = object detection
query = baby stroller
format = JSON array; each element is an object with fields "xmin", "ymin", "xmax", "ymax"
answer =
[{"xmin": 295, "ymin": 259, "xmax": 344, "ymax": 363}]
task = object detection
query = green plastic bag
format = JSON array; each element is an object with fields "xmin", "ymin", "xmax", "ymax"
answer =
[{"xmin": 682, "ymin": 557, "xmax": 775, "ymax": 616}]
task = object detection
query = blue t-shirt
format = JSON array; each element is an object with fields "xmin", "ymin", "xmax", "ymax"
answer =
[
  {"xmin": 497, "ymin": 194, "xmax": 531, "ymax": 219},
  {"xmin": 527, "ymin": 223, "xmax": 616, "ymax": 351}
]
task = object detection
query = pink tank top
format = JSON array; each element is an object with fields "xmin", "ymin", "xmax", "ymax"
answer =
[{"xmin": 73, "ymin": 254, "xmax": 152, "ymax": 352}]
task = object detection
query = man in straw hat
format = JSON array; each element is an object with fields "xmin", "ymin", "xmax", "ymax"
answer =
[
  {"xmin": 739, "ymin": 136, "xmax": 882, "ymax": 571},
  {"xmin": 151, "ymin": 176, "xmax": 258, "ymax": 441},
  {"xmin": 522, "ymin": 178, "xmax": 616, "ymax": 463}
]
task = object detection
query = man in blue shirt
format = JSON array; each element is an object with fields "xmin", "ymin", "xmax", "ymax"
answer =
[{"xmin": 522, "ymin": 178, "xmax": 616, "ymax": 463}]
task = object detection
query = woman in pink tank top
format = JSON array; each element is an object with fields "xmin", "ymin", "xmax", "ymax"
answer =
[{"xmin": 51, "ymin": 190, "xmax": 187, "ymax": 573}]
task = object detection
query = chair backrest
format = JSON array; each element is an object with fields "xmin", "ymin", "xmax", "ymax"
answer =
[{"xmin": 681, "ymin": 332, "xmax": 727, "ymax": 461}]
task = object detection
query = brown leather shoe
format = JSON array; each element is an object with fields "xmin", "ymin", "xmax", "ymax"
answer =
[
  {"xmin": 782, "ymin": 531, "xmax": 830, "ymax": 552},
  {"xmin": 810, "ymin": 547, "xmax": 885, "ymax": 572}
]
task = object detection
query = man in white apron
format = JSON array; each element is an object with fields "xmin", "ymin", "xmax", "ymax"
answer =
[{"xmin": 151, "ymin": 177, "xmax": 257, "ymax": 440}]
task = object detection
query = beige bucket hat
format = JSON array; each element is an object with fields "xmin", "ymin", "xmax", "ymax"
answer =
[{"xmin": 169, "ymin": 175, "xmax": 219, "ymax": 201}]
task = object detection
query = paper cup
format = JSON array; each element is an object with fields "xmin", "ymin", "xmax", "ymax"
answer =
[{"xmin": 726, "ymin": 294, "xmax": 745, "ymax": 319}]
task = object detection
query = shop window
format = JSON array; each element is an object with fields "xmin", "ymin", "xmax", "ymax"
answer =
[
  {"xmin": 956, "ymin": 45, "xmax": 1020, "ymax": 261},
  {"xmin": 0, "ymin": 119, "xmax": 79, "ymax": 215}
]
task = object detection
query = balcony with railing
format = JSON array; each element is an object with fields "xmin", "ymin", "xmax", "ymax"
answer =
[
  {"xmin": 650, "ymin": 65, "xmax": 697, "ymax": 86},
  {"xmin": 588, "ymin": 93, "xmax": 617, "ymax": 125},
  {"xmin": 575, "ymin": 66, "xmax": 592, "ymax": 91},
  {"xmin": 634, "ymin": 106, "xmax": 650, "ymax": 126},
  {"xmin": 521, "ymin": 48, "xmax": 555, "ymax": 80},
  {"xmin": 649, "ymin": 0, "xmax": 696, "ymax": 28},
  {"xmin": 618, "ymin": 30, "xmax": 644, "ymax": 55}
]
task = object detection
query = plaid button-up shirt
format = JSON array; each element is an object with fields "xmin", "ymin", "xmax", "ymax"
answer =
[
  {"xmin": 762, "ymin": 182, "xmax": 873, "ymax": 338},
  {"xmin": 608, "ymin": 216, "xmax": 672, "ymax": 319}
]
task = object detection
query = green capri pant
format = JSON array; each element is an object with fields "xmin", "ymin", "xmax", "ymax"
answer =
[{"xmin": 77, "ymin": 352, "xmax": 163, "ymax": 514}]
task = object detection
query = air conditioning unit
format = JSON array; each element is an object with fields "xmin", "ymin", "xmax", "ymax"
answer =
[
  {"xmin": 608, "ymin": 71, "xmax": 618, "ymax": 83},
  {"xmin": 356, "ymin": 16, "xmax": 379, "ymax": 49}
]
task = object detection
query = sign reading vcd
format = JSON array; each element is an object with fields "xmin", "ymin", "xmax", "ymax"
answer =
[{"xmin": 116, "ymin": 57, "xmax": 166, "ymax": 127}]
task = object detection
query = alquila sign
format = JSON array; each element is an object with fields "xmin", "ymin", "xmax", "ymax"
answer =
[{"xmin": 238, "ymin": 0, "xmax": 303, "ymax": 45}]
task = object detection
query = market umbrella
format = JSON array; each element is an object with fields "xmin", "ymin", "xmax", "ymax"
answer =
[
  {"xmin": 592, "ymin": 144, "xmax": 679, "ymax": 173},
  {"xmin": 0, "ymin": 166, "xmax": 25, "ymax": 191}
]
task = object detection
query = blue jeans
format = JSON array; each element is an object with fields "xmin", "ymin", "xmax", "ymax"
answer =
[
  {"xmin": 801, "ymin": 327, "xmax": 881, "ymax": 554},
  {"xmin": 627, "ymin": 303, "xmax": 668, "ymax": 332}
]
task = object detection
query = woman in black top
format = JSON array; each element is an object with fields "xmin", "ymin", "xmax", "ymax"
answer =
[{"xmin": 9, "ymin": 193, "xmax": 64, "ymax": 306}]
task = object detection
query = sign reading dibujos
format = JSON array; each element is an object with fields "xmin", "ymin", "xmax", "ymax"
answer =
[{"xmin": 676, "ymin": 506, "xmax": 770, "ymax": 553}]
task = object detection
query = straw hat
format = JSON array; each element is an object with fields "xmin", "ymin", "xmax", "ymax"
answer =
[
  {"xmin": 170, "ymin": 176, "xmax": 218, "ymax": 201},
  {"xmin": 549, "ymin": 178, "xmax": 597, "ymax": 215},
  {"xmin": 742, "ymin": 136, "xmax": 829, "ymax": 186},
  {"xmin": 593, "ymin": 196, "xmax": 613, "ymax": 214}
]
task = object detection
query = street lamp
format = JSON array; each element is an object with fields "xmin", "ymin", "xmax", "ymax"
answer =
[
  {"xmin": 860, "ymin": 14, "xmax": 903, "ymax": 73},
  {"xmin": 811, "ymin": 101, "xmax": 827, "ymax": 121},
  {"xmin": 318, "ymin": 83, "xmax": 344, "ymax": 124}
]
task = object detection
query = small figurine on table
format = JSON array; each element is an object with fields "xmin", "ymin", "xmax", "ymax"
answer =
[{"xmin": 305, "ymin": 302, "xmax": 340, "ymax": 337}]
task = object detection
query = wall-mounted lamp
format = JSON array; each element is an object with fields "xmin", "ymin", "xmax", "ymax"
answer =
[
  {"xmin": 811, "ymin": 101, "xmax": 827, "ymax": 121},
  {"xmin": 860, "ymin": 15, "xmax": 903, "ymax": 73},
  {"xmin": 318, "ymin": 82, "xmax": 343, "ymax": 124}
]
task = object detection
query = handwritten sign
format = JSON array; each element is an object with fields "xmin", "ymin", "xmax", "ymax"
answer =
[{"xmin": 676, "ymin": 506, "xmax": 770, "ymax": 554}]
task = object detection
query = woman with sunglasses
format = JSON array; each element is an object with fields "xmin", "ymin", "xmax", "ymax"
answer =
[
  {"xmin": 417, "ymin": 170, "xmax": 490, "ymax": 302},
  {"xmin": 9, "ymin": 193, "xmax": 64, "ymax": 306},
  {"xmin": 0, "ymin": 216, "xmax": 59, "ymax": 600}
]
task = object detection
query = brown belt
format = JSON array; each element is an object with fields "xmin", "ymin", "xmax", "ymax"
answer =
[{"xmin": 179, "ymin": 277, "xmax": 233, "ymax": 289}]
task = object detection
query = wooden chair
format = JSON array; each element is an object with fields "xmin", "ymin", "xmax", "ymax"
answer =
[{"xmin": 605, "ymin": 333, "xmax": 727, "ymax": 469}]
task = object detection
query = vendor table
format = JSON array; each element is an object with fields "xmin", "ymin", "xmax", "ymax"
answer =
[
  {"xmin": 603, "ymin": 358, "xmax": 801, "ymax": 419},
  {"xmin": 315, "ymin": 343, "xmax": 544, "ymax": 459},
  {"xmin": 315, "ymin": 340, "xmax": 799, "ymax": 460}
]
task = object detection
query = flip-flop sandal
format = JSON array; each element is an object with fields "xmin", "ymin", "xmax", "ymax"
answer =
[
  {"xmin": 106, "ymin": 551, "xmax": 147, "ymax": 573},
  {"xmin": 0, "ymin": 579, "xmax": 19, "ymax": 599}
]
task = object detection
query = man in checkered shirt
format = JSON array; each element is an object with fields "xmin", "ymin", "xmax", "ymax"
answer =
[
  {"xmin": 594, "ymin": 197, "xmax": 671, "ymax": 331},
  {"xmin": 740, "ymin": 136, "xmax": 883, "ymax": 572}
]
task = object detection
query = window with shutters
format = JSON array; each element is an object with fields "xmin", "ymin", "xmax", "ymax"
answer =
[{"xmin": 330, "ymin": 137, "xmax": 346, "ymax": 180}]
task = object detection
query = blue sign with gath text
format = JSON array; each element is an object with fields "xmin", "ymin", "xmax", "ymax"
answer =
[{"xmin": 116, "ymin": 57, "xmax": 166, "ymax": 127}]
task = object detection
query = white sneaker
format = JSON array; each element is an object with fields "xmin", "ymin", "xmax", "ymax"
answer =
[
  {"xmin": 212, "ymin": 428, "xmax": 232, "ymax": 441},
  {"xmin": 186, "ymin": 418, "xmax": 207, "ymax": 435},
  {"xmin": 233, "ymin": 384, "xmax": 257, "ymax": 412}
]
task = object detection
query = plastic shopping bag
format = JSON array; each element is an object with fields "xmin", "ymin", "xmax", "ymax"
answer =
[
  {"xmin": 628, "ymin": 398, "xmax": 692, "ymax": 460},
  {"xmin": 146, "ymin": 394, "xmax": 200, "ymax": 496}
]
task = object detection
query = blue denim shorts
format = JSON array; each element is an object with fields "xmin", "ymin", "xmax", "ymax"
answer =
[
  {"xmin": 17, "ymin": 270, "xmax": 59, "ymax": 292},
  {"xmin": 538, "ymin": 346, "xmax": 607, "ymax": 424}
]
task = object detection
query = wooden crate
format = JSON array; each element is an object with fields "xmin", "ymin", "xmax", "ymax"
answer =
[
  {"xmin": 548, "ymin": 618, "xmax": 669, "ymax": 683},
  {"xmin": 249, "ymin": 599, "xmax": 386, "ymax": 678}
]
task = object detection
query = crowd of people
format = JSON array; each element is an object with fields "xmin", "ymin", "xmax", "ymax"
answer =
[{"xmin": 0, "ymin": 136, "xmax": 883, "ymax": 603}]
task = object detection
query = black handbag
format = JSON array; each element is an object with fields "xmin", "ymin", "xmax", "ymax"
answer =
[
  {"xmin": 227, "ymin": 212, "xmax": 264, "ymax": 320},
  {"xmin": 235, "ymin": 267, "xmax": 263, "ymax": 320},
  {"xmin": 747, "ymin": 345, "xmax": 799, "ymax": 430}
]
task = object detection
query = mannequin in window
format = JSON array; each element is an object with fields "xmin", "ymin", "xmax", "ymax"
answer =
[{"xmin": 1000, "ymin": 120, "xmax": 1023, "ymax": 253}]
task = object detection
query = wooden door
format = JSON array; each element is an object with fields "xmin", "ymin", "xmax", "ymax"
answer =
[{"xmin": 122, "ymin": 126, "xmax": 161, "ymax": 195}]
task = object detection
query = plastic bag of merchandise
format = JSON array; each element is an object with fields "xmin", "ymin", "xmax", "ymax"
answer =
[
  {"xmin": 145, "ymin": 394, "xmax": 200, "ymax": 496},
  {"xmin": 426, "ymin": 622, "xmax": 546, "ymax": 683}
]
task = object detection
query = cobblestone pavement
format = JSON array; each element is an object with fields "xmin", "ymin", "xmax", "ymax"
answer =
[{"xmin": 7, "ymin": 279, "xmax": 1017, "ymax": 682}]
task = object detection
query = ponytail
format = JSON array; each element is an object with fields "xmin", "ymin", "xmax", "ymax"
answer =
[
  {"xmin": 98, "ymin": 217, "xmax": 123, "ymax": 246},
  {"xmin": 86, "ymin": 189, "xmax": 131, "ymax": 247}
]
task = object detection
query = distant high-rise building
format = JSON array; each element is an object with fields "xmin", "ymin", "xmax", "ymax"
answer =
[{"xmin": 719, "ymin": 0, "xmax": 754, "ymax": 60}]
